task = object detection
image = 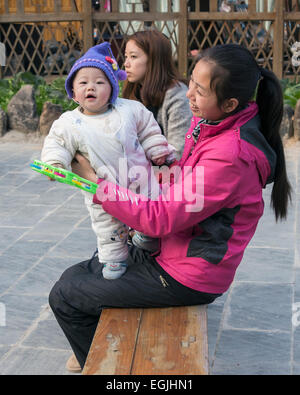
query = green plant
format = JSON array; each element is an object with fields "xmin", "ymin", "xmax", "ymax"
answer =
[
  {"xmin": 0, "ymin": 71, "xmax": 45, "ymax": 111},
  {"xmin": 0, "ymin": 79, "xmax": 13, "ymax": 111},
  {"xmin": 35, "ymin": 77, "xmax": 77, "ymax": 114},
  {"xmin": 282, "ymin": 78, "xmax": 300, "ymax": 109},
  {"xmin": 0, "ymin": 72, "xmax": 77, "ymax": 114},
  {"xmin": 0, "ymin": 71, "xmax": 125, "ymax": 115}
]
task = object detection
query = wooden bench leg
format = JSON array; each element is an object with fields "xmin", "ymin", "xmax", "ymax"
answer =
[{"xmin": 82, "ymin": 305, "xmax": 208, "ymax": 375}]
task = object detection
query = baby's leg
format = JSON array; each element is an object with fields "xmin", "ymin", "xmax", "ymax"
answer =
[
  {"xmin": 132, "ymin": 231, "xmax": 159, "ymax": 252},
  {"xmin": 84, "ymin": 193, "xmax": 128, "ymax": 279}
]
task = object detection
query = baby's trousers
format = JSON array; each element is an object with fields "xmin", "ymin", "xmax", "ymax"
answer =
[
  {"xmin": 84, "ymin": 192, "xmax": 128, "ymax": 263},
  {"xmin": 48, "ymin": 246, "xmax": 221, "ymax": 369}
]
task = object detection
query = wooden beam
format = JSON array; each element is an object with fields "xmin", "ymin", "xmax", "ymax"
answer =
[
  {"xmin": 92, "ymin": 12, "xmax": 183, "ymax": 22},
  {"xmin": 285, "ymin": 11, "xmax": 300, "ymax": 19},
  {"xmin": 187, "ymin": 12, "xmax": 277, "ymax": 21},
  {"xmin": 0, "ymin": 13, "xmax": 84, "ymax": 23}
]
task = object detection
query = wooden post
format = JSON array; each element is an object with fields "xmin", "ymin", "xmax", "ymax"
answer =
[
  {"xmin": 16, "ymin": 0, "xmax": 24, "ymax": 15},
  {"xmin": 4, "ymin": 0, "xmax": 9, "ymax": 13},
  {"xmin": 111, "ymin": 0, "xmax": 119, "ymax": 12},
  {"xmin": 54, "ymin": 0, "xmax": 62, "ymax": 14},
  {"xmin": 273, "ymin": 0, "xmax": 284, "ymax": 79},
  {"xmin": 83, "ymin": 0, "xmax": 93, "ymax": 52},
  {"xmin": 149, "ymin": 0, "xmax": 157, "ymax": 13},
  {"xmin": 210, "ymin": 0, "xmax": 218, "ymax": 12},
  {"xmin": 178, "ymin": 0, "xmax": 188, "ymax": 78},
  {"xmin": 248, "ymin": 0, "xmax": 257, "ymax": 13}
]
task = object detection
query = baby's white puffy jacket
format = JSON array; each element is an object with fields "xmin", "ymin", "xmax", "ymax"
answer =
[{"xmin": 41, "ymin": 98, "xmax": 173, "ymax": 197}]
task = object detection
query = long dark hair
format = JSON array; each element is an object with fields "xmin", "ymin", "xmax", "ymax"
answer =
[
  {"xmin": 122, "ymin": 30, "xmax": 184, "ymax": 108},
  {"xmin": 197, "ymin": 44, "xmax": 291, "ymax": 221}
]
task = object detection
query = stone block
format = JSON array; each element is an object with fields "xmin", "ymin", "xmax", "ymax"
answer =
[
  {"xmin": 38, "ymin": 102, "xmax": 63, "ymax": 136},
  {"xmin": 7, "ymin": 85, "xmax": 39, "ymax": 133},
  {"xmin": 211, "ymin": 330, "xmax": 291, "ymax": 375},
  {"xmin": 223, "ymin": 283, "xmax": 293, "ymax": 332},
  {"xmin": 236, "ymin": 247, "xmax": 294, "ymax": 283},
  {"xmin": 0, "ymin": 347, "xmax": 75, "ymax": 375},
  {"xmin": 46, "ymin": 228, "xmax": 97, "ymax": 258}
]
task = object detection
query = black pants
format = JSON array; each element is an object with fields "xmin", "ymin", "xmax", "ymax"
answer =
[{"xmin": 49, "ymin": 246, "xmax": 221, "ymax": 369}]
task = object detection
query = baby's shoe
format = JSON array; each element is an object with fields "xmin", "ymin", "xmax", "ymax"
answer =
[
  {"xmin": 102, "ymin": 261, "xmax": 127, "ymax": 280},
  {"xmin": 132, "ymin": 232, "xmax": 159, "ymax": 252}
]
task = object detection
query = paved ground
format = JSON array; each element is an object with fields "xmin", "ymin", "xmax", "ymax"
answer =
[{"xmin": 0, "ymin": 133, "xmax": 299, "ymax": 375}]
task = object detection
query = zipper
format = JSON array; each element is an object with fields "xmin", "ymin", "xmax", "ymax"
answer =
[
  {"xmin": 197, "ymin": 123, "xmax": 205, "ymax": 143},
  {"xmin": 159, "ymin": 275, "xmax": 169, "ymax": 288}
]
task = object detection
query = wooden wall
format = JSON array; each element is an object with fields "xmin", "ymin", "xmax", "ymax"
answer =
[{"xmin": 1, "ymin": 0, "xmax": 300, "ymax": 80}]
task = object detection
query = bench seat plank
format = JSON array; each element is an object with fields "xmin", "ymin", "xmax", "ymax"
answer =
[
  {"xmin": 131, "ymin": 305, "xmax": 208, "ymax": 375},
  {"xmin": 83, "ymin": 305, "xmax": 208, "ymax": 375},
  {"xmin": 82, "ymin": 308, "xmax": 142, "ymax": 375}
]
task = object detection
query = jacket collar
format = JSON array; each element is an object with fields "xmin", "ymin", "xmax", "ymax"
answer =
[{"xmin": 194, "ymin": 101, "xmax": 259, "ymax": 140}]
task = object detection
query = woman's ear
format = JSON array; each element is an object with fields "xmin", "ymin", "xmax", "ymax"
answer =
[{"xmin": 222, "ymin": 98, "xmax": 239, "ymax": 113}]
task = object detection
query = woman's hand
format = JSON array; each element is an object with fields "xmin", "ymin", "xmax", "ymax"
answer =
[{"xmin": 71, "ymin": 152, "xmax": 98, "ymax": 183}]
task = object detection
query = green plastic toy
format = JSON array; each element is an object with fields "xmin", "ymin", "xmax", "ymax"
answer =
[{"xmin": 30, "ymin": 159, "xmax": 98, "ymax": 194}]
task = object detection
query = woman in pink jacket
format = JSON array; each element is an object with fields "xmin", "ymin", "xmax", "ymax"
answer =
[{"xmin": 49, "ymin": 44, "xmax": 291, "ymax": 372}]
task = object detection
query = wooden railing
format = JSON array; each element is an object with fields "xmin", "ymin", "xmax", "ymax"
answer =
[{"xmin": 0, "ymin": 0, "xmax": 300, "ymax": 80}]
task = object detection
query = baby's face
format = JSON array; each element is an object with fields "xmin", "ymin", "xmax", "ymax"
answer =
[{"xmin": 72, "ymin": 67, "xmax": 112, "ymax": 115}]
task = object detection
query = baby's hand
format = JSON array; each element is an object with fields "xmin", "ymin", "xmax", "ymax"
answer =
[
  {"xmin": 152, "ymin": 154, "xmax": 168, "ymax": 166},
  {"xmin": 150, "ymin": 143, "xmax": 177, "ymax": 166}
]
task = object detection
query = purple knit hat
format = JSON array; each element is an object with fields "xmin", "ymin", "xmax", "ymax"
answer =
[{"xmin": 65, "ymin": 42, "xmax": 127, "ymax": 103}]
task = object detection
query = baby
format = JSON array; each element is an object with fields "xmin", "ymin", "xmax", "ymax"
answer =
[{"xmin": 41, "ymin": 42, "xmax": 174, "ymax": 279}]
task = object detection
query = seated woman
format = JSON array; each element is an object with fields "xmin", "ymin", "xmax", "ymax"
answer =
[
  {"xmin": 49, "ymin": 43, "xmax": 291, "ymax": 373},
  {"xmin": 123, "ymin": 30, "xmax": 192, "ymax": 159}
]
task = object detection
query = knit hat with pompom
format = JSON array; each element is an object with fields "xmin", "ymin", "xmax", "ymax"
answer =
[{"xmin": 65, "ymin": 41, "xmax": 127, "ymax": 103}]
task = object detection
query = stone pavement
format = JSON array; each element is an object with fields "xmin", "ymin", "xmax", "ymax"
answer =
[{"xmin": 0, "ymin": 135, "xmax": 299, "ymax": 375}]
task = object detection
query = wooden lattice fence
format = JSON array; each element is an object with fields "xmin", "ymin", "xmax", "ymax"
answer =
[{"xmin": 1, "ymin": 0, "xmax": 300, "ymax": 80}]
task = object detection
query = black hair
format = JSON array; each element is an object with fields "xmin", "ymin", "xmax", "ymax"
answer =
[{"xmin": 197, "ymin": 44, "xmax": 291, "ymax": 221}]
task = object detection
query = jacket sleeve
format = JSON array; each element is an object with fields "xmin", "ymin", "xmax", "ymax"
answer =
[
  {"xmin": 41, "ymin": 116, "xmax": 78, "ymax": 170},
  {"xmin": 135, "ymin": 102, "xmax": 169, "ymax": 161},
  {"xmin": 93, "ymin": 155, "xmax": 242, "ymax": 238},
  {"xmin": 159, "ymin": 83, "xmax": 193, "ymax": 159}
]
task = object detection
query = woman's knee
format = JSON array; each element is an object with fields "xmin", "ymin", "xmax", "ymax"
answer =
[
  {"xmin": 48, "ymin": 280, "xmax": 65, "ymax": 313},
  {"xmin": 49, "ymin": 261, "xmax": 88, "ymax": 311}
]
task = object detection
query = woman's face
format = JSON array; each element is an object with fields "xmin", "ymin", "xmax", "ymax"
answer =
[
  {"xmin": 186, "ymin": 59, "xmax": 225, "ymax": 121},
  {"xmin": 124, "ymin": 40, "xmax": 148, "ymax": 84}
]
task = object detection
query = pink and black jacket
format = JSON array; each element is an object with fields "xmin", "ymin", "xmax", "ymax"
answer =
[{"xmin": 93, "ymin": 102, "xmax": 276, "ymax": 294}]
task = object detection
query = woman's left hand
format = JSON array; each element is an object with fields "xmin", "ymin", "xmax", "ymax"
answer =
[{"xmin": 71, "ymin": 152, "xmax": 98, "ymax": 183}]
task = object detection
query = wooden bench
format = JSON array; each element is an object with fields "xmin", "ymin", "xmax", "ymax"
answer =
[{"xmin": 82, "ymin": 305, "xmax": 209, "ymax": 375}]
